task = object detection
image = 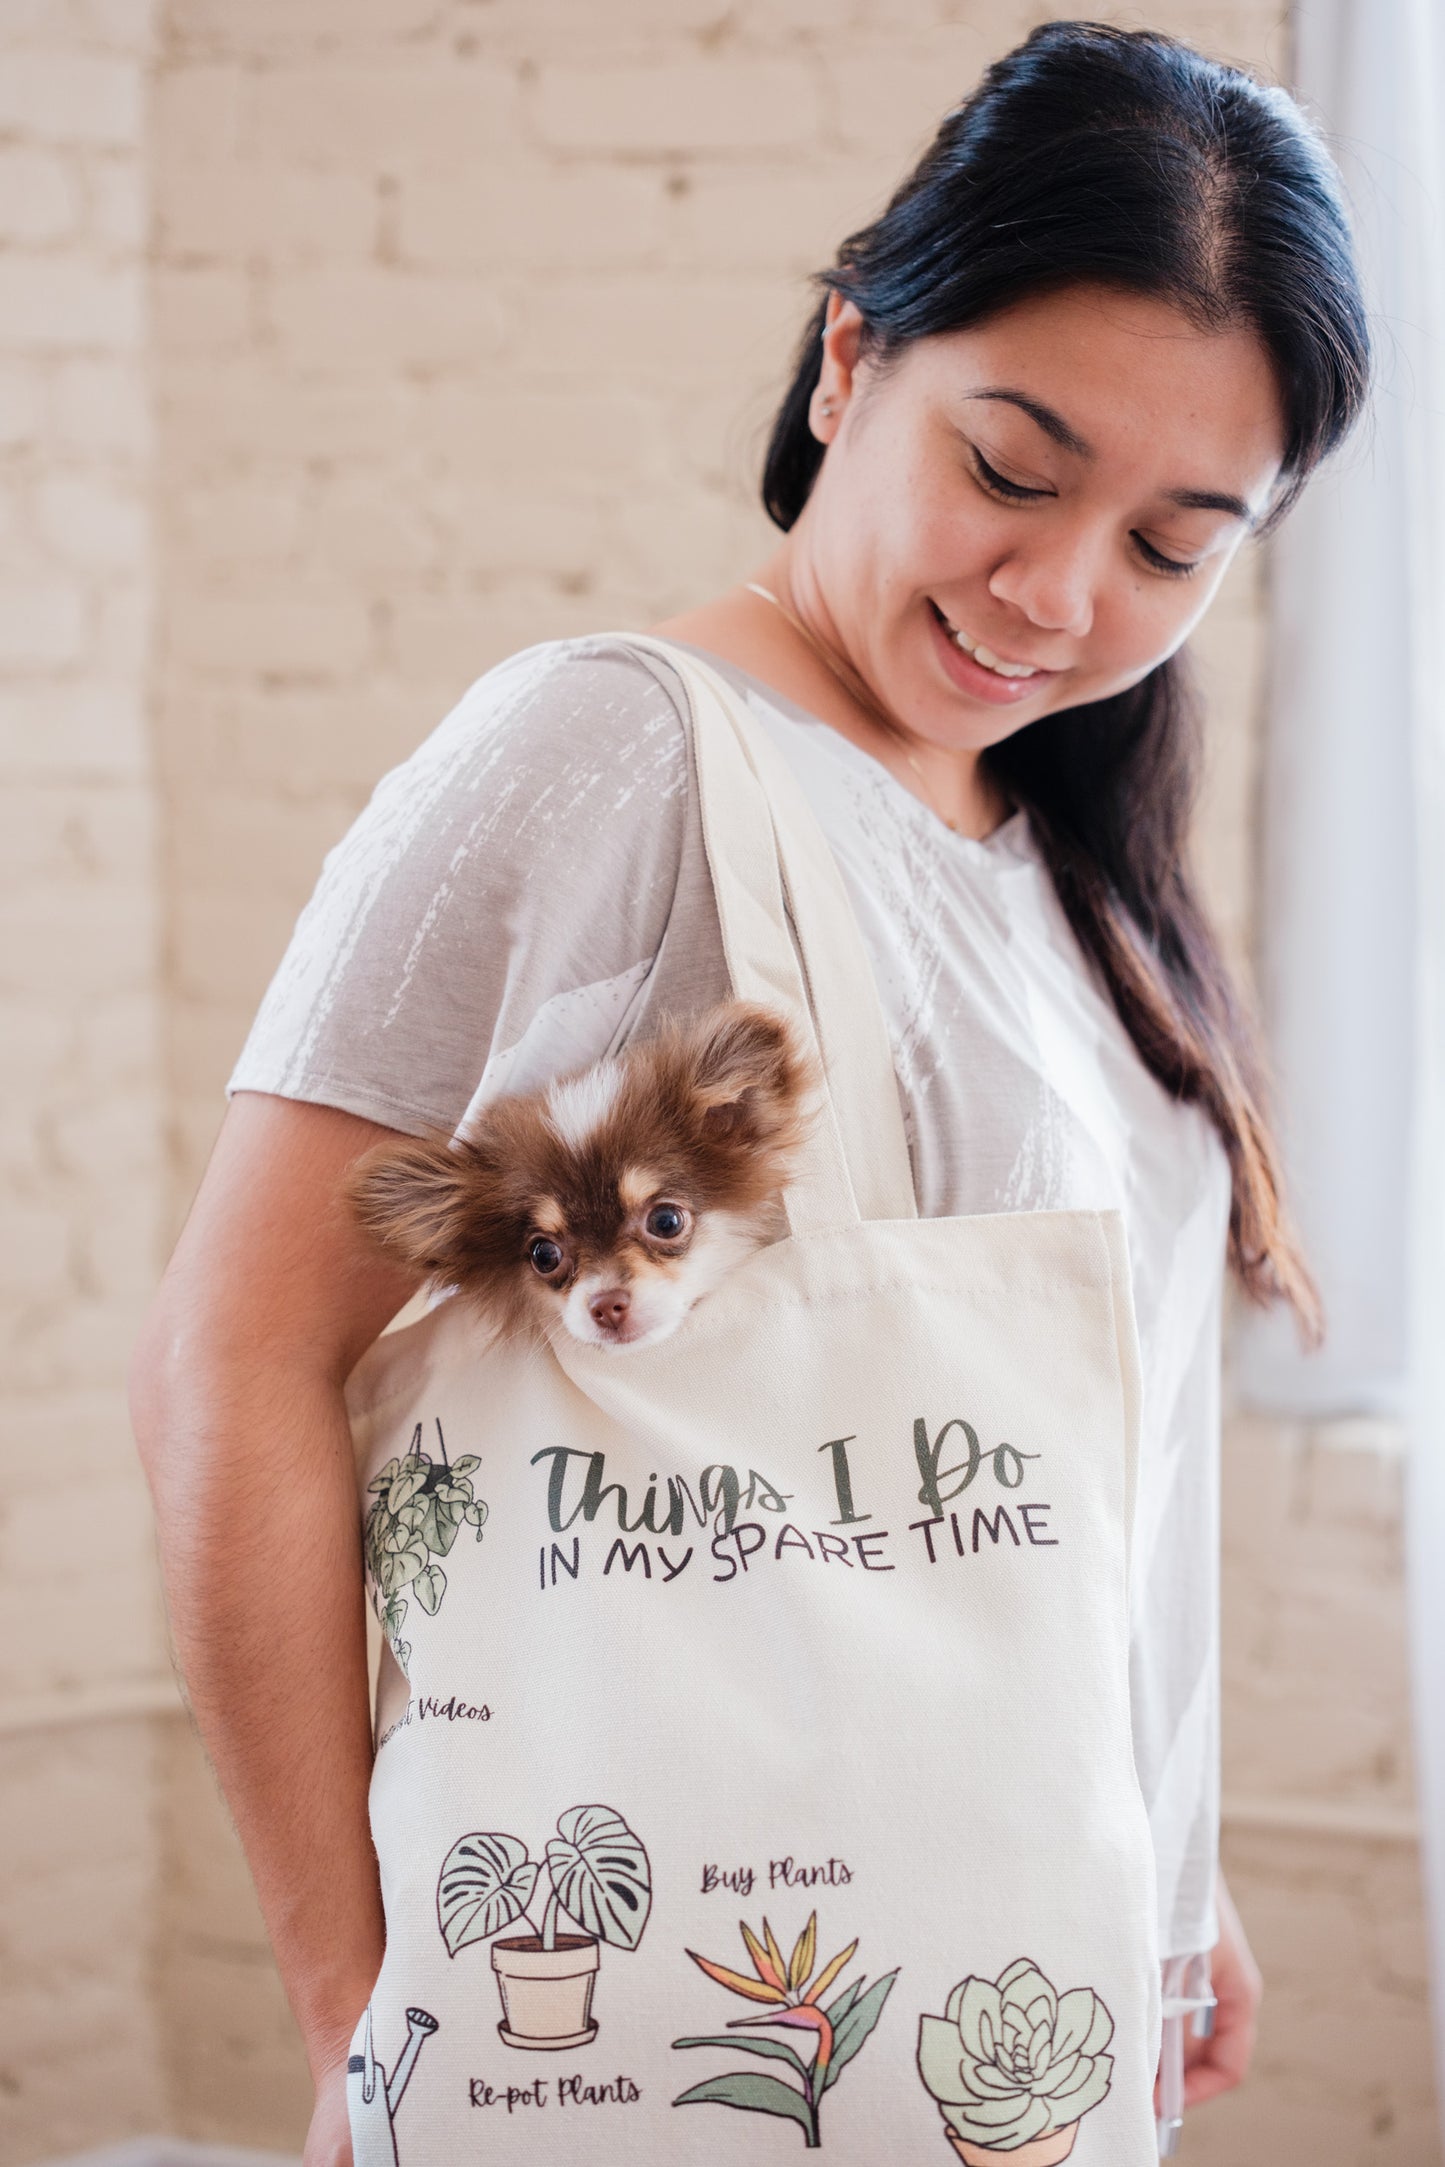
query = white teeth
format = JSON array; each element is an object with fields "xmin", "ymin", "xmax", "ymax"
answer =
[
  {"xmin": 942, "ymin": 613, "xmax": 1039, "ymax": 679},
  {"xmin": 965, "ymin": 635, "xmax": 1037, "ymax": 680}
]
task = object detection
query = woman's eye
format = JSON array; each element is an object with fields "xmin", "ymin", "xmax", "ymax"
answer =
[
  {"xmin": 970, "ymin": 443, "xmax": 1204, "ymax": 579},
  {"xmin": 1133, "ymin": 534, "xmax": 1202, "ymax": 579},
  {"xmin": 645, "ymin": 1204, "xmax": 688, "ymax": 1240},
  {"xmin": 968, "ymin": 446, "xmax": 1053, "ymax": 503},
  {"xmin": 528, "ymin": 1236, "xmax": 565, "ymax": 1276}
]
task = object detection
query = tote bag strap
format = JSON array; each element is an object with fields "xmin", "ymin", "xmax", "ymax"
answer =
[{"xmin": 623, "ymin": 634, "xmax": 918, "ymax": 1237}]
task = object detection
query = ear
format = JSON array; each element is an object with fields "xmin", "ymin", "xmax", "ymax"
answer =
[
  {"xmin": 814, "ymin": 293, "xmax": 866, "ymax": 444},
  {"xmin": 347, "ymin": 1133, "xmax": 483, "ymax": 1279},
  {"xmin": 682, "ymin": 1002, "xmax": 820, "ymax": 1148}
]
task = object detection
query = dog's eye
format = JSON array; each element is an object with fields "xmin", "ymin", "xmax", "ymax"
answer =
[
  {"xmin": 528, "ymin": 1236, "xmax": 565, "ymax": 1277},
  {"xmin": 645, "ymin": 1204, "xmax": 689, "ymax": 1241}
]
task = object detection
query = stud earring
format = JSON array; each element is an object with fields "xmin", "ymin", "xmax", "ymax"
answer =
[{"xmin": 819, "ymin": 397, "xmax": 836, "ymax": 417}]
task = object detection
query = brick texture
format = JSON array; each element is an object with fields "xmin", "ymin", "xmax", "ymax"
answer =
[
  {"xmin": 1, "ymin": 0, "xmax": 1436, "ymax": 2162},
  {"xmin": 0, "ymin": 1, "xmax": 169, "ymax": 2159}
]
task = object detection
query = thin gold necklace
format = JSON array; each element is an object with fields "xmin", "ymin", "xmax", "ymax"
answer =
[{"xmin": 742, "ymin": 580, "xmax": 963, "ymax": 834}]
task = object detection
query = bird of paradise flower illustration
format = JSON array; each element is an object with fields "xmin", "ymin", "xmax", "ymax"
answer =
[{"xmin": 671, "ymin": 1912, "xmax": 898, "ymax": 2148}]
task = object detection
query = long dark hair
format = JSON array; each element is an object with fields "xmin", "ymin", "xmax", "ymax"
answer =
[{"xmin": 763, "ymin": 21, "xmax": 1370, "ymax": 1331}]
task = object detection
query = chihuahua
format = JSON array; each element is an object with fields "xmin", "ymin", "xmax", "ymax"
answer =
[{"xmin": 348, "ymin": 1001, "xmax": 820, "ymax": 1352}]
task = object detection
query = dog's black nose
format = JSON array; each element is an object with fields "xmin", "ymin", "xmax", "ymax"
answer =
[{"xmin": 589, "ymin": 1287, "xmax": 631, "ymax": 1331}]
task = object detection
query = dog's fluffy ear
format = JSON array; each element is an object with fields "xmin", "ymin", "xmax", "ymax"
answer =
[
  {"xmin": 680, "ymin": 1002, "xmax": 820, "ymax": 1150},
  {"xmin": 347, "ymin": 1134, "xmax": 483, "ymax": 1280}
]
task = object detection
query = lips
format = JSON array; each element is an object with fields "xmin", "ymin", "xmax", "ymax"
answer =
[
  {"xmin": 926, "ymin": 600, "xmax": 1059, "ymax": 707},
  {"xmin": 928, "ymin": 599, "xmax": 1056, "ymax": 678}
]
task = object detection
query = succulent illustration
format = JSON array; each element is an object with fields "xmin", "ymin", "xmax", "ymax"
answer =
[
  {"xmin": 917, "ymin": 1959, "xmax": 1114, "ymax": 2154},
  {"xmin": 363, "ymin": 1422, "xmax": 487, "ymax": 1671},
  {"xmin": 672, "ymin": 1913, "xmax": 897, "ymax": 2148}
]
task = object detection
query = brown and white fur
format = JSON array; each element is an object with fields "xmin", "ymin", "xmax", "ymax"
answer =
[{"xmin": 348, "ymin": 1002, "xmax": 820, "ymax": 1352}]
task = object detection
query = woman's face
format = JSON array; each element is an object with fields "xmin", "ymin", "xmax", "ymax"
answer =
[{"xmin": 792, "ymin": 282, "xmax": 1288, "ymax": 754}]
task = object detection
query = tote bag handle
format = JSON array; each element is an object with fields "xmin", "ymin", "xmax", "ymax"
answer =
[{"xmin": 623, "ymin": 635, "xmax": 918, "ymax": 1240}]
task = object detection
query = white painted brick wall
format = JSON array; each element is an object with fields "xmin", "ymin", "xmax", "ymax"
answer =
[{"xmin": 0, "ymin": 1, "xmax": 169, "ymax": 2161}]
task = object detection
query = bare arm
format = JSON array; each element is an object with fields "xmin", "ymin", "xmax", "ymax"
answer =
[{"xmin": 130, "ymin": 1092, "xmax": 421, "ymax": 2104}]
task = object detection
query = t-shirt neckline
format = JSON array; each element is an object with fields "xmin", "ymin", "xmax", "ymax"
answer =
[{"xmin": 667, "ymin": 637, "xmax": 1035, "ymax": 867}]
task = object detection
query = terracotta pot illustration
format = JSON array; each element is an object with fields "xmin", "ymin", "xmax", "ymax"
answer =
[
  {"xmin": 437, "ymin": 1805, "xmax": 652, "ymax": 2053},
  {"xmin": 491, "ymin": 1932, "xmax": 601, "ymax": 2050},
  {"xmin": 948, "ymin": 2124, "xmax": 1079, "ymax": 2166}
]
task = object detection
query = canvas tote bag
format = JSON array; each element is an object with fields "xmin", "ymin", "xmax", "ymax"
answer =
[{"xmin": 344, "ymin": 638, "xmax": 1161, "ymax": 2167}]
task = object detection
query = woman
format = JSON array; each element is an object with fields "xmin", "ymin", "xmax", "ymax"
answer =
[{"xmin": 131, "ymin": 22, "xmax": 1369, "ymax": 2164}]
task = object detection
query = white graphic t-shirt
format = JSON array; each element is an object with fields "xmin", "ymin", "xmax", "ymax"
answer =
[{"xmin": 229, "ymin": 635, "xmax": 1228, "ymax": 1961}]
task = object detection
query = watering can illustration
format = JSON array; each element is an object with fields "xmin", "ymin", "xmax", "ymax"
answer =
[{"xmin": 347, "ymin": 2002, "xmax": 439, "ymax": 2166}]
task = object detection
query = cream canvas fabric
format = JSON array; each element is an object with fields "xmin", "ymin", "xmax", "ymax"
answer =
[{"xmin": 344, "ymin": 641, "xmax": 1162, "ymax": 2166}]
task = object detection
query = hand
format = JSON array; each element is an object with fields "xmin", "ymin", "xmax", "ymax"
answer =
[
  {"xmin": 303, "ymin": 2056, "xmax": 354, "ymax": 2167},
  {"xmin": 1184, "ymin": 1871, "xmax": 1263, "ymax": 2107}
]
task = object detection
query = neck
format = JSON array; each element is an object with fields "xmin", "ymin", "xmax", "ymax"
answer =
[{"xmin": 743, "ymin": 553, "xmax": 1008, "ymax": 840}]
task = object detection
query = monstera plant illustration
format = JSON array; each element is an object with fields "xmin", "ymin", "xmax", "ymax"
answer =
[
  {"xmin": 671, "ymin": 1913, "xmax": 897, "ymax": 2149},
  {"xmin": 917, "ymin": 1958, "xmax": 1115, "ymax": 2164},
  {"xmin": 437, "ymin": 1804, "xmax": 651, "ymax": 2051},
  {"xmin": 363, "ymin": 1421, "xmax": 487, "ymax": 1672}
]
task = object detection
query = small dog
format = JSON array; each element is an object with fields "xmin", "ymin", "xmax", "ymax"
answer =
[{"xmin": 348, "ymin": 1002, "xmax": 819, "ymax": 1352}]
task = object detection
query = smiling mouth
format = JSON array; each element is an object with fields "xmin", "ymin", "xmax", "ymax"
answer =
[{"xmin": 929, "ymin": 600, "xmax": 1054, "ymax": 680}]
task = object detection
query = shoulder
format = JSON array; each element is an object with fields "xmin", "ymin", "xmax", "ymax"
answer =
[
  {"xmin": 306, "ymin": 633, "xmax": 696, "ymax": 907},
  {"xmin": 408, "ymin": 633, "xmax": 692, "ymax": 798},
  {"xmin": 227, "ymin": 634, "xmax": 714, "ymax": 1132}
]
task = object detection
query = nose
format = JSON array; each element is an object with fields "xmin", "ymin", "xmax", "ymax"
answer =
[
  {"xmin": 589, "ymin": 1286, "xmax": 631, "ymax": 1332},
  {"xmin": 987, "ymin": 532, "xmax": 1097, "ymax": 642}
]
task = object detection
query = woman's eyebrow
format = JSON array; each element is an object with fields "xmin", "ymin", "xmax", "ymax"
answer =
[
  {"xmin": 967, "ymin": 387, "xmax": 1092, "ymax": 457},
  {"xmin": 1164, "ymin": 486, "xmax": 1257, "ymax": 526},
  {"xmin": 965, "ymin": 388, "xmax": 1256, "ymax": 524}
]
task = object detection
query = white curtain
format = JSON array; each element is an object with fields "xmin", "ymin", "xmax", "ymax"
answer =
[
  {"xmin": 1399, "ymin": 0, "xmax": 1445, "ymax": 2130},
  {"xmin": 1237, "ymin": 0, "xmax": 1445, "ymax": 2126}
]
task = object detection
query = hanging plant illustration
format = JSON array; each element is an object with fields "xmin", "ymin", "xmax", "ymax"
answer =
[
  {"xmin": 437, "ymin": 1804, "xmax": 651, "ymax": 2051},
  {"xmin": 917, "ymin": 1958, "xmax": 1114, "ymax": 2163},
  {"xmin": 671, "ymin": 1912, "xmax": 897, "ymax": 2148},
  {"xmin": 363, "ymin": 1420, "xmax": 487, "ymax": 1672}
]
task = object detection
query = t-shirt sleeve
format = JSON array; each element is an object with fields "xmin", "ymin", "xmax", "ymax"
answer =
[{"xmin": 227, "ymin": 636, "xmax": 726, "ymax": 1140}]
